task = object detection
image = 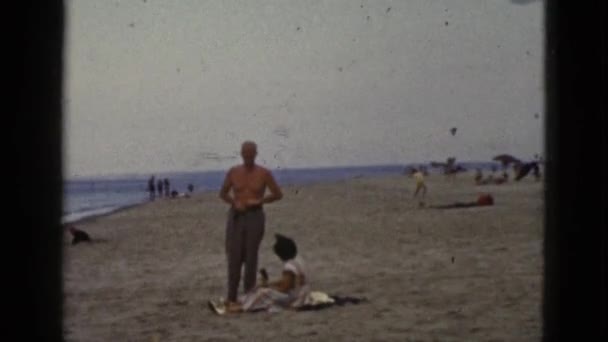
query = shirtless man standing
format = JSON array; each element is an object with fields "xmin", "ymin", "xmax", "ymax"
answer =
[{"xmin": 219, "ymin": 141, "xmax": 283, "ymax": 309}]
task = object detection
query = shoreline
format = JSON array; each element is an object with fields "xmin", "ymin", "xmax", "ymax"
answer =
[
  {"xmin": 63, "ymin": 171, "xmax": 401, "ymax": 226},
  {"xmin": 65, "ymin": 202, "xmax": 148, "ymax": 226},
  {"xmin": 63, "ymin": 161, "xmax": 529, "ymax": 226},
  {"xmin": 64, "ymin": 167, "xmax": 539, "ymax": 227}
]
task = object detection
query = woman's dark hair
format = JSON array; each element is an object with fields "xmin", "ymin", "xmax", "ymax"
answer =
[{"xmin": 273, "ymin": 234, "xmax": 297, "ymax": 261}]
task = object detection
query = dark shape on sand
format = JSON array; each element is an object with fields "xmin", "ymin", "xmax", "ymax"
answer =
[
  {"xmin": 386, "ymin": 7, "xmax": 391, "ymax": 13},
  {"xmin": 534, "ymin": 113, "xmax": 540, "ymax": 119},
  {"xmin": 450, "ymin": 127, "xmax": 457, "ymax": 136},
  {"xmin": 493, "ymin": 154, "xmax": 522, "ymax": 168},
  {"xmin": 515, "ymin": 162, "xmax": 540, "ymax": 181},
  {"xmin": 129, "ymin": 22, "xmax": 135, "ymax": 28},
  {"xmin": 171, "ymin": 190, "xmax": 179, "ymax": 198},
  {"xmin": 445, "ymin": 21, "xmax": 449, "ymax": 26},
  {"xmin": 68, "ymin": 226, "xmax": 91, "ymax": 245},
  {"xmin": 296, "ymin": 26, "xmax": 301, "ymax": 31},
  {"xmin": 338, "ymin": 67, "xmax": 343, "ymax": 72}
]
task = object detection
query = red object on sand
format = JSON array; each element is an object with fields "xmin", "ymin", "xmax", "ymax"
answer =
[{"xmin": 477, "ymin": 194, "xmax": 494, "ymax": 206}]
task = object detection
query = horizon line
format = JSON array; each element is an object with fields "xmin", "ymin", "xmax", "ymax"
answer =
[{"xmin": 64, "ymin": 159, "xmax": 508, "ymax": 181}]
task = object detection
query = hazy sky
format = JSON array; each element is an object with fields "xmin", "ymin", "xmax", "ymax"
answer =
[{"xmin": 65, "ymin": 0, "xmax": 544, "ymax": 178}]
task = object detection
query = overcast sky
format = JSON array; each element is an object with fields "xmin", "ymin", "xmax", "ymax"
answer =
[{"xmin": 64, "ymin": 0, "xmax": 543, "ymax": 178}]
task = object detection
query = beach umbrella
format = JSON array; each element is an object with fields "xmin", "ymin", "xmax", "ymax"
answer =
[{"xmin": 492, "ymin": 154, "xmax": 521, "ymax": 167}]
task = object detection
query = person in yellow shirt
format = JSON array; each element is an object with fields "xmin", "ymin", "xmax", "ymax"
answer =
[{"xmin": 413, "ymin": 169, "xmax": 427, "ymax": 199}]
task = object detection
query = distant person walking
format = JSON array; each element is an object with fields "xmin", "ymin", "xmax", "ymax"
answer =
[
  {"xmin": 532, "ymin": 163, "xmax": 542, "ymax": 181},
  {"xmin": 148, "ymin": 176, "xmax": 156, "ymax": 201},
  {"xmin": 413, "ymin": 169, "xmax": 427, "ymax": 198},
  {"xmin": 164, "ymin": 178, "xmax": 170, "ymax": 197},
  {"xmin": 219, "ymin": 141, "xmax": 284, "ymax": 311},
  {"xmin": 474, "ymin": 169, "xmax": 483, "ymax": 184},
  {"xmin": 157, "ymin": 179, "xmax": 164, "ymax": 198}
]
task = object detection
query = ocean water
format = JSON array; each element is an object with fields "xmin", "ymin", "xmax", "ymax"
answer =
[{"xmin": 63, "ymin": 162, "xmax": 501, "ymax": 224}]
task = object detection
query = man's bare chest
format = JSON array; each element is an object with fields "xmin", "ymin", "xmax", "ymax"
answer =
[{"xmin": 231, "ymin": 171, "xmax": 266, "ymax": 192}]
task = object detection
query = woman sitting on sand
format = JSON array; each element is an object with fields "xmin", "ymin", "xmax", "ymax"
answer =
[{"xmin": 209, "ymin": 234, "xmax": 310, "ymax": 314}]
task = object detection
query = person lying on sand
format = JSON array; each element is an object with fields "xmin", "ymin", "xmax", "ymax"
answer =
[
  {"xmin": 209, "ymin": 234, "xmax": 311, "ymax": 314},
  {"xmin": 429, "ymin": 194, "xmax": 494, "ymax": 209}
]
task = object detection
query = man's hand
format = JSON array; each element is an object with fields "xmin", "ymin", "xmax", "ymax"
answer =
[
  {"xmin": 233, "ymin": 200, "xmax": 247, "ymax": 212},
  {"xmin": 245, "ymin": 198, "xmax": 263, "ymax": 207}
]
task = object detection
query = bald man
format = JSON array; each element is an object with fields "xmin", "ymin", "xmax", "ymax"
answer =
[{"xmin": 219, "ymin": 141, "xmax": 283, "ymax": 308}]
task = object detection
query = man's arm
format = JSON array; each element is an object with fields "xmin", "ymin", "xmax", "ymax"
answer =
[
  {"xmin": 262, "ymin": 170, "xmax": 283, "ymax": 204},
  {"xmin": 219, "ymin": 170, "xmax": 235, "ymax": 206}
]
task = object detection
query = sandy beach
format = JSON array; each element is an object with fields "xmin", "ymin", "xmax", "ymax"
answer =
[{"xmin": 63, "ymin": 172, "xmax": 543, "ymax": 341}]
